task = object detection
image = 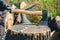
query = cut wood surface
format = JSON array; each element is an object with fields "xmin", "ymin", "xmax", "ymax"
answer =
[
  {"xmin": 55, "ymin": 16, "xmax": 60, "ymax": 21},
  {"xmin": 4, "ymin": 12, "xmax": 13, "ymax": 32},
  {"xmin": 7, "ymin": 24, "xmax": 51, "ymax": 40},
  {"xmin": 55, "ymin": 16, "xmax": 60, "ymax": 26},
  {"xmin": 8, "ymin": 24, "xmax": 50, "ymax": 34}
]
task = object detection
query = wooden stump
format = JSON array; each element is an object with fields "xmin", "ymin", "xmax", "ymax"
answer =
[{"xmin": 5, "ymin": 24, "xmax": 51, "ymax": 40}]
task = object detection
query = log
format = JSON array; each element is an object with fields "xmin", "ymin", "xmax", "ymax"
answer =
[
  {"xmin": 0, "ymin": 25, "xmax": 4, "ymax": 40},
  {"xmin": 5, "ymin": 24, "xmax": 51, "ymax": 40},
  {"xmin": 55, "ymin": 16, "xmax": 60, "ymax": 27}
]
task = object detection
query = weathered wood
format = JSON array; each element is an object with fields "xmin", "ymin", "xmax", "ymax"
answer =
[
  {"xmin": 55, "ymin": 16, "xmax": 60, "ymax": 27},
  {"xmin": 9, "ymin": 24, "xmax": 50, "ymax": 34},
  {"xmin": 0, "ymin": 25, "xmax": 4, "ymax": 40},
  {"xmin": 4, "ymin": 12, "xmax": 13, "ymax": 32},
  {"xmin": 5, "ymin": 24, "xmax": 51, "ymax": 40}
]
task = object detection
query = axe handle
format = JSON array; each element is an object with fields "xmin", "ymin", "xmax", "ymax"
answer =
[{"xmin": 12, "ymin": 9, "xmax": 42, "ymax": 16}]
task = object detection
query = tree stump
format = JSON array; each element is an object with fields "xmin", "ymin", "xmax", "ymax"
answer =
[{"xmin": 5, "ymin": 24, "xmax": 51, "ymax": 40}]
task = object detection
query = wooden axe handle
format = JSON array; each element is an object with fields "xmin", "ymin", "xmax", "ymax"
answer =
[{"xmin": 12, "ymin": 9, "xmax": 42, "ymax": 16}]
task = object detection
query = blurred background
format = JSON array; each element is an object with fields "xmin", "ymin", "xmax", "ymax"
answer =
[{"xmin": 4, "ymin": 0, "xmax": 60, "ymax": 23}]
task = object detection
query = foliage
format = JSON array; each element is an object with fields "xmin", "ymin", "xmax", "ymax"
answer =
[{"xmin": 5, "ymin": 0, "xmax": 60, "ymax": 23}]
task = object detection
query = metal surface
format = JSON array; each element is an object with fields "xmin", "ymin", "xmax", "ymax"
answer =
[{"xmin": 37, "ymin": 10, "xmax": 48, "ymax": 25}]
